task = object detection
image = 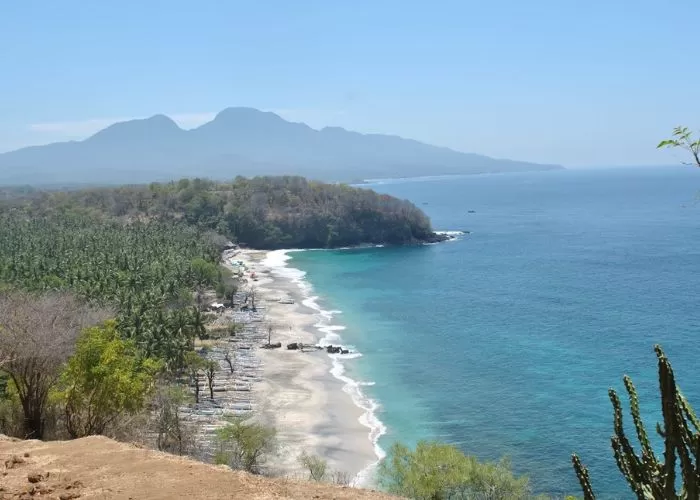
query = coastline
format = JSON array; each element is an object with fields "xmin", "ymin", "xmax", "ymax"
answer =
[{"xmin": 230, "ymin": 249, "xmax": 384, "ymax": 486}]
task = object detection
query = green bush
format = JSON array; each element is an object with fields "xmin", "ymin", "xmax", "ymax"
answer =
[
  {"xmin": 378, "ymin": 441, "xmax": 537, "ymax": 500},
  {"xmin": 298, "ymin": 451, "xmax": 328, "ymax": 482},
  {"xmin": 214, "ymin": 417, "xmax": 277, "ymax": 474}
]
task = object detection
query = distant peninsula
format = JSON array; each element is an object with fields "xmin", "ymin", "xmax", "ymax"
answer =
[
  {"xmin": 3, "ymin": 176, "xmax": 451, "ymax": 249},
  {"xmin": 0, "ymin": 107, "xmax": 562, "ymax": 186}
]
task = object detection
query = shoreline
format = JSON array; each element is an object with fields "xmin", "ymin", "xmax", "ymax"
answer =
[{"xmin": 229, "ymin": 249, "xmax": 384, "ymax": 486}]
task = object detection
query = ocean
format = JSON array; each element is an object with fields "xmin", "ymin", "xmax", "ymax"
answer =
[{"xmin": 271, "ymin": 167, "xmax": 700, "ymax": 498}]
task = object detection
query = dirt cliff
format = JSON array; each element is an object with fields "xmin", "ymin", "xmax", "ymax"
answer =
[{"xmin": 0, "ymin": 435, "xmax": 395, "ymax": 499}]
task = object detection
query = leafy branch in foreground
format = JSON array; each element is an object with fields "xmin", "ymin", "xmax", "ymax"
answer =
[
  {"xmin": 572, "ymin": 345, "xmax": 700, "ymax": 499},
  {"xmin": 657, "ymin": 126, "xmax": 700, "ymax": 168}
]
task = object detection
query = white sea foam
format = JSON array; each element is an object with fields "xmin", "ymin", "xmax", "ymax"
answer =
[
  {"xmin": 432, "ymin": 230, "xmax": 467, "ymax": 244},
  {"xmin": 262, "ymin": 249, "xmax": 387, "ymax": 487}
]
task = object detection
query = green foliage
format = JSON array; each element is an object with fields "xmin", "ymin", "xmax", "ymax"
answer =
[
  {"xmin": 0, "ymin": 381, "xmax": 23, "ymax": 437},
  {"xmin": 183, "ymin": 351, "xmax": 207, "ymax": 403},
  {"xmin": 2, "ymin": 176, "xmax": 437, "ymax": 249},
  {"xmin": 214, "ymin": 417, "xmax": 277, "ymax": 474},
  {"xmin": 298, "ymin": 451, "xmax": 329, "ymax": 482},
  {"xmin": 657, "ymin": 126, "xmax": 700, "ymax": 168},
  {"xmin": 151, "ymin": 383, "xmax": 195, "ymax": 455},
  {"xmin": 190, "ymin": 258, "xmax": 219, "ymax": 287},
  {"xmin": 572, "ymin": 345, "xmax": 700, "ymax": 500},
  {"xmin": 0, "ymin": 212, "xmax": 223, "ymax": 370},
  {"xmin": 204, "ymin": 359, "xmax": 218, "ymax": 399},
  {"xmin": 378, "ymin": 441, "xmax": 534, "ymax": 500},
  {"xmin": 58, "ymin": 320, "xmax": 162, "ymax": 438}
]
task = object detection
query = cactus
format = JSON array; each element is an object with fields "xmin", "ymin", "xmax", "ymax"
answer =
[{"xmin": 572, "ymin": 344, "xmax": 700, "ymax": 499}]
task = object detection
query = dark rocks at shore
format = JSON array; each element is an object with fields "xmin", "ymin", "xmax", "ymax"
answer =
[
  {"xmin": 425, "ymin": 233, "xmax": 450, "ymax": 244},
  {"xmin": 325, "ymin": 345, "xmax": 350, "ymax": 355},
  {"xmin": 286, "ymin": 342, "xmax": 350, "ymax": 354},
  {"xmin": 262, "ymin": 342, "xmax": 282, "ymax": 349},
  {"xmin": 423, "ymin": 231, "xmax": 470, "ymax": 244}
]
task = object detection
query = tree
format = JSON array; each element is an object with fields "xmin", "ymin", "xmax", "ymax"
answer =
[
  {"xmin": 248, "ymin": 286, "xmax": 257, "ymax": 311},
  {"xmin": 223, "ymin": 350, "xmax": 235, "ymax": 374},
  {"xmin": 298, "ymin": 451, "xmax": 328, "ymax": 482},
  {"xmin": 191, "ymin": 258, "xmax": 219, "ymax": 309},
  {"xmin": 266, "ymin": 322, "xmax": 275, "ymax": 346},
  {"xmin": 204, "ymin": 360, "xmax": 217, "ymax": 400},
  {"xmin": 150, "ymin": 383, "xmax": 195, "ymax": 456},
  {"xmin": 58, "ymin": 320, "xmax": 161, "ymax": 438},
  {"xmin": 184, "ymin": 351, "xmax": 207, "ymax": 404},
  {"xmin": 188, "ymin": 307, "xmax": 207, "ymax": 347},
  {"xmin": 223, "ymin": 282, "xmax": 238, "ymax": 306},
  {"xmin": 658, "ymin": 126, "xmax": 700, "ymax": 168},
  {"xmin": 0, "ymin": 292, "xmax": 107, "ymax": 439},
  {"xmin": 378, "ymin": 441, "xmax": 534, "ymax": 500},
  {"xmin": 572, "ymin": 345, "xmax": 700, "ymax": 500},
  {"xmin": 214, "ymin": 417, "xmax": 277, "ymax": 474}
]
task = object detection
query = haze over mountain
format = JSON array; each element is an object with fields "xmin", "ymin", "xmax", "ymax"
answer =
[{"xmin": 0, "ymin": 108, "xmax": 562, "ymax": 185}]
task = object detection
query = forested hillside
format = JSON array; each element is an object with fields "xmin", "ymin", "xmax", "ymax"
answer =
[
  {"xmin": 6, "ymin": 176, "xmax": 443, "ymax": 248},
  {"xmin": 0, "ymin": 214, "xmax": 224, "ymax": 369}
]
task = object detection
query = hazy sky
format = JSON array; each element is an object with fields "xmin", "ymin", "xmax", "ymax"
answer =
[{"xmin": 2, "ymin": 1, "xmax": 698, "ymax": 167}]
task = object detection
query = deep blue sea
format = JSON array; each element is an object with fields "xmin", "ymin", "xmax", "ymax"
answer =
[{"xmin": 285, "ymin": 167, "xmax": 700, "ymax": 498}]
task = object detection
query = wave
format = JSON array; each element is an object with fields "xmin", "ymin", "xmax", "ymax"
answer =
[
  {"xmin": 431, "ymin": 230, "xmax": 468, "ymax": 244},
  {"xmin": 261, "ymin": 249, "xmax": 387, "ymax": 487}
]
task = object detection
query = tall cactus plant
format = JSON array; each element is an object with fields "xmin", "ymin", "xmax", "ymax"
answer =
[{"xmin": 572, "ymin": 344, "xmax": 700, "ymax": 499}]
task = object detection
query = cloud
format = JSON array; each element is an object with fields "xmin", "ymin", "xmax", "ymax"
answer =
[{"xmin": 28, "ymin": 112, "xmax": 217, "ymax": 137}]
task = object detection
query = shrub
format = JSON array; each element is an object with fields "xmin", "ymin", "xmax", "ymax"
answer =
[
  {"xmin": 378, "ymin": 441, "xmax": 534, "ymax": 500},
  {"xmin": 298, "ymin": 451, "xmax": 328, "ymax": 482},
  {"xmin": 214, "ymin": 417, "xmax": 277, "ymax": 474}
]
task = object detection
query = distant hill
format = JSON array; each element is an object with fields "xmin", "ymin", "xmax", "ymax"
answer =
[
  {"xmin": 4, "ymin": 176, "xmax": 449, "ymax": 249},
  {"xmin": 0, "ymin": 107, "xmax": 562, "ymax": 185}
]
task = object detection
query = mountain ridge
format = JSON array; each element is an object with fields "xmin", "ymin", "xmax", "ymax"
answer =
[{"xmin": 0, "ymin": 107, "xmax": 563, "ymax": 185}]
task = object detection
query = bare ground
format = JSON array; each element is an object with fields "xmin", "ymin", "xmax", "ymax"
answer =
[{"xmin": 0, "ymin": 435, "xmax": 395, "ymax": 500}]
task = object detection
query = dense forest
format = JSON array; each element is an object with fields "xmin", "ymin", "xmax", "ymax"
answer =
[
  {"xmin": 0, "ymin": 213, "xmax": 225, "ymax": 370},
  {"xmin": 3, "ymin": 176, "xmax": 443, "ymax": 249}
]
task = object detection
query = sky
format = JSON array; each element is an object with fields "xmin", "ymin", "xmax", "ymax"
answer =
[{"xmin": 1, "ymin": 0, "xmax": 699, "ymax": 167}]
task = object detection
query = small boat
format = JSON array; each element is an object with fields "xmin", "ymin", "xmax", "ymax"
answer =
[{"xmin": 278, "ymin": 297, "xmax": 295, "ymax": 304}]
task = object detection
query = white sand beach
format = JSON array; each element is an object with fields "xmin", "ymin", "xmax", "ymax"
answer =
[{"xmin": 224, "ymin": 250, "xmax": 380, "ymax": 484}]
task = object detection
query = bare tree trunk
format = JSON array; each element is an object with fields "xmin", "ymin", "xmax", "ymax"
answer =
[
  {"xmin": 22, "ymin": 398, "xmax": 44, "ymax": 440},
  {"xmin": 224, "ymin": 351, "xmax": 234, "ymax": 374}
]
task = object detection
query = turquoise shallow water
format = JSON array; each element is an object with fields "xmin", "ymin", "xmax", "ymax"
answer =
[{"xmin": 287, "ymin": 167, "xmax": 700, "ymax": 498}]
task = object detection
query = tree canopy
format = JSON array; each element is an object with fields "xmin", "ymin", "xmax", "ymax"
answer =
[
  {"xmin": 58, "ymin": 320, "xmax": 162, "ymax": 438},
  {"xmin": 4, "ymin": 176, "xmax": 441, "ymax": 249},
  {"xmin": 0, "ymin": 212, "xmax": 222, "ymax": 370}
]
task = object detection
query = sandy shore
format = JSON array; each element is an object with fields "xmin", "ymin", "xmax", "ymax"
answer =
[{"xmin": 228, "ymin": 250, "xmax": 379, "ymax": 484}]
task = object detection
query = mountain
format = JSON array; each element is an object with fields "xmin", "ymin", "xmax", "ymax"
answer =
[{"xmin": 0, "ymin": 108, "xmax": 562, "ymax": 185}]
